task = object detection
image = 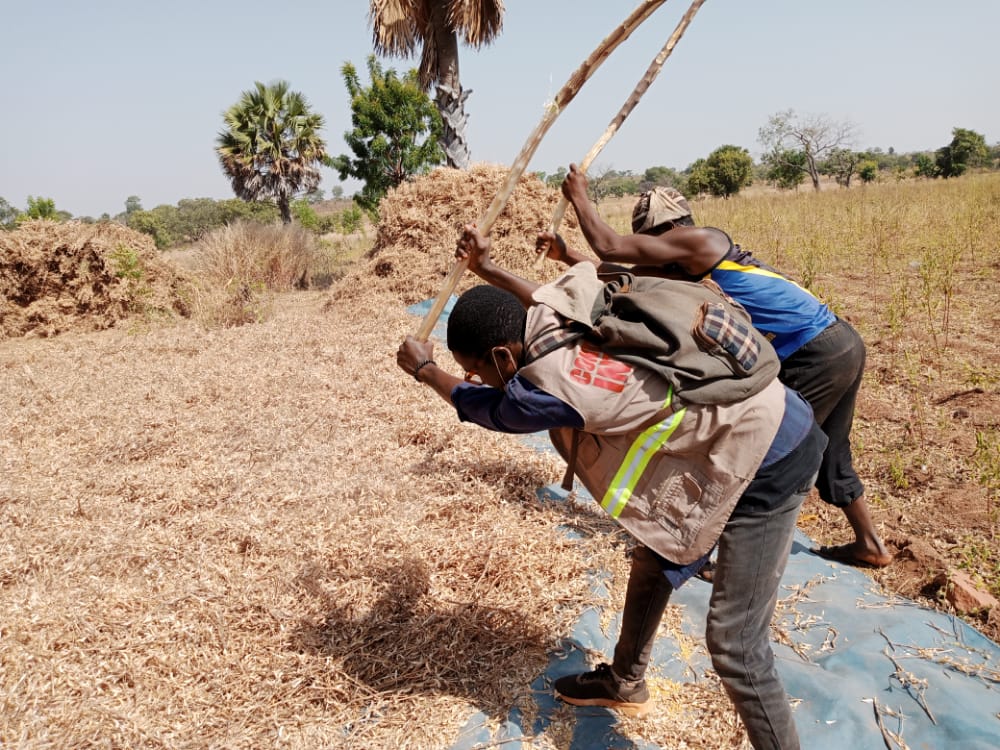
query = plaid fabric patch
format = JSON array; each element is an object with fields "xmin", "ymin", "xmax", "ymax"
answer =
[
  {"xmin": 694, "ymin": 302, "xmax": 760, "ymax": 373},
  {"xmin": 526, "ymin": 323, "xmax": 585, "ymax": 363}
]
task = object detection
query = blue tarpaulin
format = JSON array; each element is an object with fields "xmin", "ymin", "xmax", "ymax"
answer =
[{"xmin": 409, "ymin": 299, "xmax": 1000, "ymax": 749}]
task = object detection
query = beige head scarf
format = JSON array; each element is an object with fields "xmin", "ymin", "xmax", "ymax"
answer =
[{"xmin": 631, "ymin": 186, "xmax": 692, "ymax": 233}]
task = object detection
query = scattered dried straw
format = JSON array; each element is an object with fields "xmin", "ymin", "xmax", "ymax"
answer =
[{"xmin": 1, "ymin": 165, "xmax": 780, "ymax": 748}]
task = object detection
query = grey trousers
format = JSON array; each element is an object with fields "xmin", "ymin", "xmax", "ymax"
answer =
[{"xmin": 612, "ymin": 421, "xmax": 825, "ymax": 750}]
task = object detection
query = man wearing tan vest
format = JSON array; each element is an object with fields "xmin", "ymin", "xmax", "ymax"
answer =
[{"xmin": 398, "ymin": 225, "xmax": 826, "ymax": 750}]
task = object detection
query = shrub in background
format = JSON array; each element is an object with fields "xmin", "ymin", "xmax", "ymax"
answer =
[{"xmin": 195, "ymin": 220, "xmax": 318, "ymax": 292}]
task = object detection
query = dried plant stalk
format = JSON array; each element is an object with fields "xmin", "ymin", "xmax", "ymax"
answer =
[
  {"xmin": 536, "ymin": 0, "xmax": 708, "ymax": 268},
  {"xmin": 415, "ymin": 0, "xmax": 669, "ymax": 340}
]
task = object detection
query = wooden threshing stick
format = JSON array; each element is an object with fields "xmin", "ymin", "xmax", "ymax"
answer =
[
  {"xmin": 536, "ymin": 0, "xmax": 707, "ymax": 268},
  {"xmin": 415, "ymin": 0, "xmax": 669, "ymax": 341}
]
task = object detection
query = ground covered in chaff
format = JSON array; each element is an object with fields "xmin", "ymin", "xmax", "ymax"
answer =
[
  {"xmin": 3, "ymin": 168, "xmax": 999, "ymax": 749},
  {"xmin": 0, "ymin": 169, "xmax": 748, "ymax": 748}
]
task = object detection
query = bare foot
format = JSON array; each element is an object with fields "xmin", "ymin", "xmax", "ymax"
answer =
[{"xmin": 813, "ymin": 542, "xmax": 893, "ymax": 568}]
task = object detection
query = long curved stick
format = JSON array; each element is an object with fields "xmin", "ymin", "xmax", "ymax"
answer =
[
  {"xmin": 536, "ymin": 0, "xmax": 708, "ymax": 269},
  {"xmin": 415, "ymin": 0, "xmax": 669, "ymax": 341}
]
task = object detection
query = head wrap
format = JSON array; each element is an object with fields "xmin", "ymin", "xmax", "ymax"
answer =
[{"xmin": 631, "ymin": 187, "xmax": 692, "ymax": 233}]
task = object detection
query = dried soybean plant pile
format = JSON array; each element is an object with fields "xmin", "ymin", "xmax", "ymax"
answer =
[
  {"xmin": 331, "ymin": 163, "xmax": 591, "ymax": 305},
  {"xmin": 0, "ymin": 219, "xmax": 192, "ymax": 339}
]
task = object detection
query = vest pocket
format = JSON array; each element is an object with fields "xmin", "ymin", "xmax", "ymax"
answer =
[
  {"xmin": 646, "ymin": 468, "xmax": 717, "ymax": 546},
  {"xmin": 692, "ymin": 301, "xmax": 760, "ymax": 375}
]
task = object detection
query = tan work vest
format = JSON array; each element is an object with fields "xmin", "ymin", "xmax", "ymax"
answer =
[{"xmin": 521, "ymin": 290, "xmax": 786, "ymax": 565}]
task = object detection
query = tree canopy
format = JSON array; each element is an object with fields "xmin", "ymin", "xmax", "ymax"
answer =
[
  {"xmin": 368, "ymin": 0, "xmax": 505, "ymax": 168},
  {"xmin": 759, "ymin": 109, "xmax": 857, "ymax": 191},
  {"xmin": 685, "ymin": 145, "xmax": 754, "ymax": 198},
  {"xmin": 330, "ymin": 55, "xmax": 445, "ymax": 215},
  {"xmin": 0, "ymin": 197, "xmax": 18, "ymax": 228},
  {"xmin": 935, "ymin": 127, "xmax": 989, "ymax": 178},
  {"xmin": 216, "ymin": 80, "xmax": 328, "ymax": 224},
  {"xmin": 821, "ymin": 148, "xmax": 863, "ymax": 188}
]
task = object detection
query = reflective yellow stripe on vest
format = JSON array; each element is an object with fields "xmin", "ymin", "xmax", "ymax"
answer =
[
  {"xmin": 601, "ymin": 396, "xmax": 687, "ymax": 519},
  {"xmin": 715, "ymin": 259, "xmax": 814, "ymax": 296}
]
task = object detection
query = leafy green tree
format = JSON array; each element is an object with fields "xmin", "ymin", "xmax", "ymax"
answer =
[
  {"xmin": 17, "ymin": 196, "xmax": 59, "ymax": 223},
  {"xmin": 127, "ymin": 207, "xmax": 174, "ymax": 248},
  {"xmin": 641, "ymin": 166, "xmax": 682, "ymax": 191},
  {"xmin": 544, "ymin": 166, "xmax": 568, "ymax": 190},
  {"xmin": 935, "ymin": 127, "xmax": 989, "ymax": 178},
  {"xmin": 913, "ymin": 152, "xmax": 939, "ymax": 178},
  {"xmin": 862, "ymin": 147, "xmax": 910, "ymax": 173},
  {"xmin": 291, "ymin": 199, "xmax": 321, "ymax": 231},
  {"xmin": 216, "ymin": 80, "xmax": 328, "ymax": 224},
  {"xmin": 127, "ymin": 198, "xmax": 280, "ymax": 248},
  {"xmin": 125, "ymin": 196, "xmax": 143, "ymax": 216},
  {"xmin": 764, "ymin": 149, "xmax": 808, "ymax": 190},
  {"xmin": 683, "ymin": 159, "xmax": 712, "ymax": 197},
  {"xmin": 759, "ymin": 109, "xmax": 857, "ymax": 190},
  {"xmin": 330, "ymin": 56, "xmax": 445, "ymax": 216},
  {"xmin": 989, "ymin": 142, "xmax": 1000, "ymax": 169},
  {"xmin": 336, "ymin": 205, "xmax": 364, "ymax": 234},
  {"xmin": 821, "ymin": 148, "xmax": 862, "ymax": 188},
  {"xmin": 858, "ymin": 160, "xmax": 879, "ymax": 184},
  {"xmin": 368, "ymin": 0, "xmax": 504, "ymax": 169},
  {"xmin": 583, "ymin": 167, "xmax": 640, "ymax": 203},
  {"xmin": 704, "ymin": 145, "xmax": 754, "ymax": 197},
  {"xmin": 683, "ymin": 146, "xmax": 753, "ymax": 198}
]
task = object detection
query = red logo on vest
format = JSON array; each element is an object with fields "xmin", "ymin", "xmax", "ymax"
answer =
[{"xmin": 569, "ymin": 342, "xmax": 632, "ymax": 393}]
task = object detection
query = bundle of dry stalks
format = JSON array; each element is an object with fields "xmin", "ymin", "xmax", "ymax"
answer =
[
  {"xmin": 0, "ymin": 220, "xmax": 193, "ymax": 339},
  {"xmin": 195, "ymin": 221, "xmax": 318, "ymax": 292},
  {"xmin": 329, "ymin": 163, "xmax": 592, "ymax": 306}
]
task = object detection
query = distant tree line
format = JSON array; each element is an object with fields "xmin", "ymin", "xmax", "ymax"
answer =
[
  {"xmin": 528, "ymin": 117, "xmax": 997, "ymax": 205},
  {"xmin": 4, "ymin": 61, "xmax": 997, "ymax": 247},
  {"xmin": 4, "ymin": 6, "xmax": 998, "ymax": 242}
]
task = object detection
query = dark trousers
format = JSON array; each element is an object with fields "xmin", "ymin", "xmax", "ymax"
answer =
[{"xmin": 780, "ymin": 318, "xmax": 866, "ymax": 507}]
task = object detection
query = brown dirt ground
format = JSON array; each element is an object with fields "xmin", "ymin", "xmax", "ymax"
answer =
[{"xmin": 802, "ymin": 259, "xmax": 1000, "ymax": 641}]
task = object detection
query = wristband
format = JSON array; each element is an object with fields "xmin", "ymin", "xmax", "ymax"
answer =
[{"xmin": 413, "ymin": 359, "xmax": 436, "ymax": 381}]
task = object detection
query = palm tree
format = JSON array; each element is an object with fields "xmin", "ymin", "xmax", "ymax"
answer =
[
  {"xmin": 216, "ymin": 81, "xmax": 327, "ymax": 224},
  {"xmin": 368, "ymin": 0, "xmax": 504, "ymax": 169}
]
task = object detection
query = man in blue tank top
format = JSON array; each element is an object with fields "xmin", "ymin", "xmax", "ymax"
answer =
[{"xmin": 538, "ymin": 163, "xmax": 892, "ymax": 569}]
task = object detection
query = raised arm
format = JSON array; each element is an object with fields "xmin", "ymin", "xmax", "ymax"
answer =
[
  {"xmin": 456, "ymin": 223, "xmax": 539, "ymax": 309},
  {"xmin": 561, "ymin": 163, "xmax": 727, "ymax": 276}
]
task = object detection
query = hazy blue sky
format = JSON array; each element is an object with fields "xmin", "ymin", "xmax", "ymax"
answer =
[{"xmin": 2, "ymin": 0, "xmax": 997, "ymax": 218}]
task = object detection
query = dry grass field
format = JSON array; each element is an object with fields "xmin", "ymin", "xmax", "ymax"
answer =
[{"xmin": 2, "ymin": 168, "xmax": 999, "ymax": 748}]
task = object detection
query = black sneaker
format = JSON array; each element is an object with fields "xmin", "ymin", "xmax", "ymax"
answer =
[{"xmin": 553, "ymin": 663, "xmax": 651, "ymax": 717}]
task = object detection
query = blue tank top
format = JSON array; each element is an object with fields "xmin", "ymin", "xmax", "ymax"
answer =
[{"xmin": 705, "ymin": 229, "xmax": 835, "ymax": 360}]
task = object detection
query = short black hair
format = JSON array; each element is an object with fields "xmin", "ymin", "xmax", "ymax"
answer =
[{"xmin": 447, "ymin": 285, "xmax": 526, "ymax": 358}]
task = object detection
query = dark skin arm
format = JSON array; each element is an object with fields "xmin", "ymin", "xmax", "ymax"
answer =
[
  {"xmin": 535, "ymin": 231, "xmax": 693, "ymax": 281},
  {"xmin": 397, "ymin": 223, "xmax": 538, "ymax": 400},
  {"xmin": 558, "ymin": 163, "xmax": 730, "ymax": 277},
  {"xmin": 456, "ymin": 223, "xmax": 539, "ymax": 309},
  {"xmin": 396, "ymin": 336, "xmax": 463, "ymax": 404}
]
